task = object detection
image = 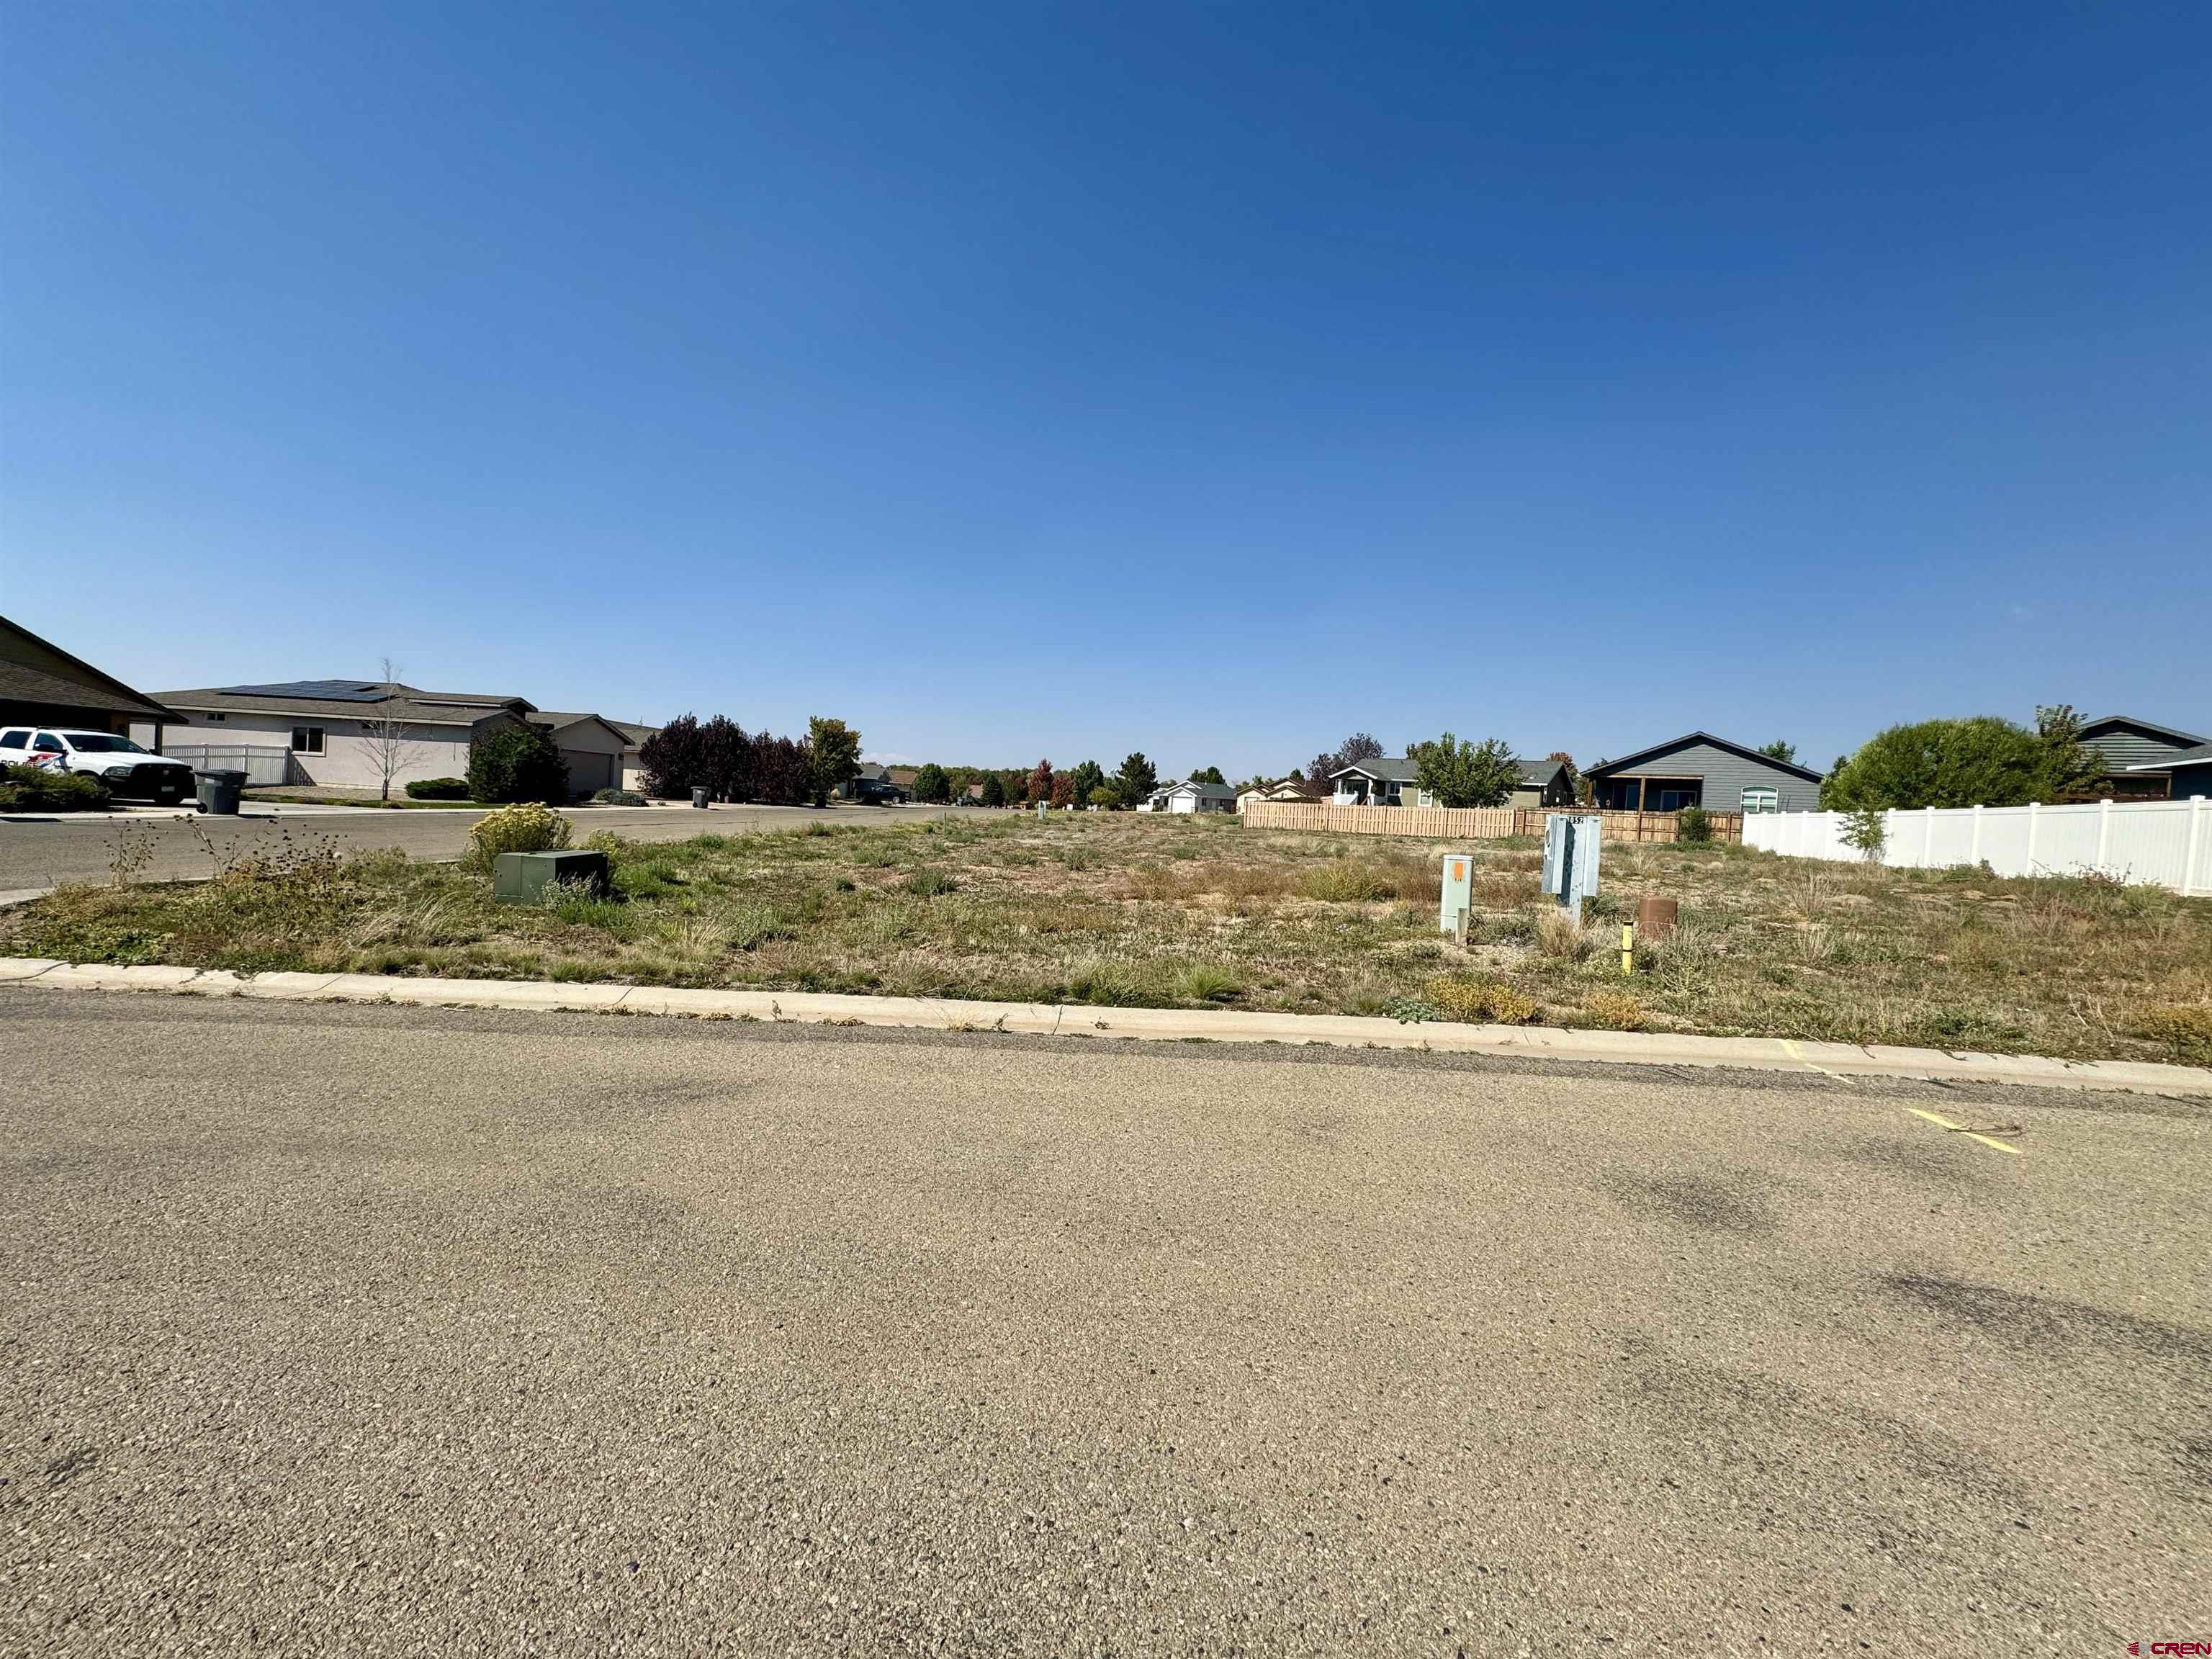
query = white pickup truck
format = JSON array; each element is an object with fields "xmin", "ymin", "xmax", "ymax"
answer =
[{"xmin": 0, "ymin": 726, "xmax": 197, "ymax": 805}]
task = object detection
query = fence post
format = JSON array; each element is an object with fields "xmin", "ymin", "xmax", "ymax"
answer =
[
  {"xmin": 2095, "ymin": 798, "xmax": 2112, "ymax": 873},
  {"xmin": 1970, "ymin": 804, "xmax": 1983, "ymax": 866},
  {"xmin": 1923, "ymin": 804, "xmax": 1936, "ymax": 866},
  {"xmin": 2185, "ymin": 796, "xmax": 2206, "ymax": 899},
  {"xmin": 2026, "ymin": 801, "xmax": 2040, "ymax": 869}
]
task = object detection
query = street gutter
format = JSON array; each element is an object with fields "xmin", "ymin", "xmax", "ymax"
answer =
[{"xmin": 3, "ymin": 956, "xmax": 2206, "ymax": 1099}]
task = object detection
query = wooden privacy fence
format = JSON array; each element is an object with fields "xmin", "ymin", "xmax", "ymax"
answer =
[{"xmin": 1241, "ymin": 801, "xmax": 1743, "ymax": 844}]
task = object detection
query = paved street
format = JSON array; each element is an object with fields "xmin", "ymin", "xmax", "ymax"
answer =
[
  {"xmin": 2, "ymin": 992, "xmax": 2206, "ymax": 1655},
  {"xmin": 0, "ymin": 801, "xmax": 950, "ymax": 891}
]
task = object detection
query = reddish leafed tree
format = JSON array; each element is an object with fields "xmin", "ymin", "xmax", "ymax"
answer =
[
  {"xmin": 1028, "ymin": 759, "xmax": 1053, "ymax": 804},
  {"xmin": 1049, "ymin": 771, "xmax": 1075, "ymax": 809}
]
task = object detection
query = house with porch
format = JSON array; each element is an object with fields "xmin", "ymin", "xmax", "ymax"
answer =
[{"xmin": 1582, "ymin": 733, "xmax": 1822, "ymax": 815}]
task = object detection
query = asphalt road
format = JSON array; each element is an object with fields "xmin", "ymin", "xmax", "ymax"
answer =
[
  {"xmin": 3, "ymin": 993, "xmax": 2206, "ymax": 1655},
  {"xmin": 0, "ymin": 801, "xmax": 952, "ymax": 891}
]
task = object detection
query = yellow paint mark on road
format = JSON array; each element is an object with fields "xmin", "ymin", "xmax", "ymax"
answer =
[
  {"xmin": 1906, "ymin": 1107, "xmax": 2026, "ymax": 1156},
  {"xmin": 1781, "ymin": 1039, "xmax": 1851, "ymax": 1082}
]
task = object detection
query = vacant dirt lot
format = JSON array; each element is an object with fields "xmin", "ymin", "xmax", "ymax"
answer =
[{"xmin": 4, "ymin": 812, "xmax": 2209, "ymax": 1061}]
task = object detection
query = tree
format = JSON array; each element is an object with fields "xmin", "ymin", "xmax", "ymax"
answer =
[
  {"xmin": 701, "ymin": 715, "xmax": 752, "ymax": 802},
  {"xmin": 1050, "ymin": 771, "xmax": 1076, "ymax": 809},
  {"xmin": 980, "ymin": 772, "xmax": 1007, "ymax": 808},
  {"xmin": 359, "ymin": 657, "xmax": 431, "ymax": 802},
  {"xmin": 1187, "ymin": 765, "xmax": 1226, "ymax": 786},
  {"xmin": 1545, "ymin": 750, "xmax": 1581, "ymax": 801},
  {"xmin": 1305, "ymin": 732, "xmax": 1382, "ymax": 792},
  {"xmin": 1068, "ymin": 759, "xmax": 1105, "ymax": 806},
  {"xmin": 1087, "ymin": 786, "xmax": 1120, "ymax": 810},
  {"xmin": 755, "ymin": 733, "xmax": 811, "ymax": 804},
  {"xmin": 1757, "ymin": 739, "xmax": 1799, "ymax": 765},
  {"xmin": 1822, "ymin": 716, "xmax": 2100, "ymax": 811},
  {"xmin": 468, "ymin": 721, "xmax": 570, "ymax": 804},
  {"xmin": 1411, "ymin": 734, "xmax": 1521, "ymax": 809},
  {"xmin": 1028, "ymin": 760, "xmax": 1053, "ymax": 804},
  {"xmin": 639, "ymin": 714, "xmax": 705, "ymax": 797},
  {"xmin": 1113, "ymin": 751, "xmax": 1158, "ymax": 806},
  {"xmin": 912, "ymin": 763, "xmax": 951, "ymax": 804},
  {"xmin": 806, "ymin": 716, "xmax": 861, "ymax": 808}
]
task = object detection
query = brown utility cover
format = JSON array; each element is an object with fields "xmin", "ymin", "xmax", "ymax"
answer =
[{"xmin": 1635, "ymin": 895, "xmax": 1678, "ymax": 938}]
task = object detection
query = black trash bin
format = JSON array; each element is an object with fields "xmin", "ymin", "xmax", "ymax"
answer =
[
  {"xmin": 691, "ymin": 787, "xmax": 711, "ymax": 809},
  {"xmin": 194, "ymin": 769, "xmax": 247, "ymax": 815}
]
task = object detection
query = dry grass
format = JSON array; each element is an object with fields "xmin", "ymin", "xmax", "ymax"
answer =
[{"xmin": 6, "ymin": 812, "xmax": 2211, "ymax": 1062}]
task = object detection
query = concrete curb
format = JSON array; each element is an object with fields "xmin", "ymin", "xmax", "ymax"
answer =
[{"xmin": 4, "ymin": 956, "xmax": 2208, "ymax": 1097}]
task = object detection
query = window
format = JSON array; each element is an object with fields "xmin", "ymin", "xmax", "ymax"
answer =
[
  {"xmin": 34, "ymin": 732, "xmax": 66, "ymax": 753},
  {"xmin": 1741, "ymin": 786, "xmax": 1779, "ymax": 814},
  {"xmin": 204, "ymin": 712, "xmax": 226, "ymax": 722},
  {"xmin": 291, "ymin": 727, "xmax": 325, "ymax": 755},
  {"xmin": 0, "ymin": 729, "xmax": 27, "ymax": 750},
  {"xmin": 61, "ymin": 733, "xmax": 144, "ymax": 753}
]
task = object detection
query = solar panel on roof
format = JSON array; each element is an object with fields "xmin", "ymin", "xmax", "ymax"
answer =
[{"xmin": 215, "ymin": 680, "xmax": 390, "ymax": 701}]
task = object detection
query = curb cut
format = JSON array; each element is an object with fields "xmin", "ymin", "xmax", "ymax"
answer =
[{"xmin": 4, "ymin": 957, "xmax": 2208, "ymax": 1097}]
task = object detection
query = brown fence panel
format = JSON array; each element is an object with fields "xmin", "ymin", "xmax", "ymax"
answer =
[{"xmin": 1243, "ymin": 801, "xmax": 1742, "ymax": 844}]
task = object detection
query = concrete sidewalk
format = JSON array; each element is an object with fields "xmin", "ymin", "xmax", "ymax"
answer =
[{"xmin": 4, "ymin": 955, "xmax": 2206, "ymax": 1098}]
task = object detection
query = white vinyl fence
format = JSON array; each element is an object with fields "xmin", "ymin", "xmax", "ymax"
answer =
[
  {"xmin": 158, "ymin": 744, "xmax": 295, "ymax": 788},
  {"xmin": 1745, "ymin": 796, "xmax": 2212, "ymax": 896}
]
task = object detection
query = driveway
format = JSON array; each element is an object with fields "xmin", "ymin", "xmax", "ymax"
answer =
[
  {"xmin": 0, "ymin": 801, "xmax": 953, "ymax": 891},
  {"xmin": 1, "ymin": 992, "xmax": 2204, "ymax": 1655}
]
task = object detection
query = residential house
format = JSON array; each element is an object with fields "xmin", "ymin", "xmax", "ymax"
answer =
[
  {"xmin": 606, "ymin": 721, "xmax": 660, "ymax": 793},
  {"xmin": 1510, "ymin": 760, "xmax": 1576, "ymax": 809},
  {"xmin": 1235, "ymin": 779, "xmax": 1313, "ymax": 811},
  {"xmin": 1583, "ymin": 733, "xmax": 1822, "ymax": 814},
  {"xmin": 134, "ymin": 680, "xmax": 634, "ymax": 796},
  {"xmin": 2080, "ymin": 714, "xmax": 2206, "ymax": 800},
  {"xmin": 1329, "ymin": 756, "xmax": 1433, "ymax": 807},
  {"xmin": 2129, "ymin": 743, "xmax": 2212, "ymax": 801},
  {"xmin": 1139, "ymin": 780, "xmax": 1237, "ymax": 814},
  {"xmin": 1, "ymin": 613, "xmax": 175, "ymax": 737}
]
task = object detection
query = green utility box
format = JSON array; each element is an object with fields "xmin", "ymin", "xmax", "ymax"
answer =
[{"xmin": 493, "ymin": 850, "xmax": 611, "ymax": 905}]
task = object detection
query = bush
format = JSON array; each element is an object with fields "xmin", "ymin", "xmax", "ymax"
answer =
[
  {"xmin": 466, "ymin": 801, "xmax": 572, "ymax": 871},
  {"xmin": 1581, "ymin": 989, "xmax": 1647, "ymax": 1031},
  {"xmin": 1302, "ymin": 860, "xmax": 1394, "ymax": 902},
  {"xmin": 2139, "ymin": 1005, "xmax": 2212, "ymax": 1065},
  {"xmin": 591, "ymin": 787, "xmax": 646, "ymax": 806},
  {"xmin": 1424, "ymin": 975, "xmax": 1538, "ymax": 1024},
  {"xmin": 1841, "ymin": 806, "xmax": 1888, "ymax": 863},
  {"xmin": 467, "ymin": 724, "xmax": 570, "ymax": 804},
  {"xmin": 904, "ymin": 868, "xmax": 958, "ymax": 896},
  {"xmin": 405, "ymin": 777, "xmax": 470, "ymax": 800},
  {"xmin": 1675, "ymin": 806, "xmax": 1712, "ymax": 844},
  {"xmin": 1174, "ymin": 963, "xmax": 1242, "ymax": 1003},
  {"xmin": 0, "ymin": 764, "xmax": 110, "ymax": 813}
]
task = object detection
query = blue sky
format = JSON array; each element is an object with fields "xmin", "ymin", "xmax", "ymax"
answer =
[{"xmin": 5, "ymin": 4, "xmax": 2206, "ymax": 777}]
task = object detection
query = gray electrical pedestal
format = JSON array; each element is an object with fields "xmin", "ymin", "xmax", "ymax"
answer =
[{"xmin": 1542, "ymin": 814, "xmax": 1603, "ymax": 922}]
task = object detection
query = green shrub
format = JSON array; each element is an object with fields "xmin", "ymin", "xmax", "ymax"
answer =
[
  {"xmin": 1301, "ymin": 860, "xmax": 1394, "ymax": 902},
  {"xmin": 2136, "ymin": 1005, "xmax": 2212, "ymax": 1065},
  {"xmin": 467, "ymin": 724, "xmax": 570, "ymax": 804},
  {"xmin": 0, "ymin": 764, "xmax": 110, "ymax": 813},
  {"xmin": 590, "ymin": 787, "xmax": 647, "ymax": 806},
  {"xmin": 1174, "ymin": 963, "xmax": 1241, "ymax": 1003},
  {"xmin": 1425, "ymin": 975, "xmax": 1539, "ymax": 1024},
  {"xmin": 466, "ymin": 801, "xmax": 572, "ymax": 870},
  {"xmin": 1675, "ymin": 806, "xmax": 1712, "ymax": 844},
  {"xmin": 405, "ymin": 777, "xmax": 471, "ymax": 800},
  {"xmin": 905, "ymin": 868, "xmax": 958, "ymax": 896}
]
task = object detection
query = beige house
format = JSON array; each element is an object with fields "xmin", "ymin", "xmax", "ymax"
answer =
[{"xmin": 134, "ymin": 679, "xmax": 636, "ymax": 796}]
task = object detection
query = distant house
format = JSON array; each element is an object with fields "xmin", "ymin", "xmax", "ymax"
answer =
[
  {"xmin": 1329, "ymin": 756, "xmax": 1433, "ymax": 807},
  {"xmin": 2080, "ymin": 714, "xmax": 2206, "ymax": 799},
  {"xmin": 1140, "ymin": 779, "xmax": 1236, "ymax": 814},
  {"xmin": 1510, "ymin": 760, "xmax": 1576, "ymax": 809},
  {"xmin": 2128, "ymin": 742, "xmax": 2212, "ymax": 801},
  {"xmin": 606, "ymin": 720, "xmax": 660, "ymax": 794},
  {"xmin": 0, "ymin": 613, "xmax": 175, "ymax": 737},
  {"xmin": 1235, "ymin": 779, "xmax": 1312, "ymax": 811},
  {"xmin": 1583, "ymin": 733, "xmax": 1822, "ymax": 815},
  {"xmin": 135, "ymin": 678, "xmax": 636, "ymax": 796}
]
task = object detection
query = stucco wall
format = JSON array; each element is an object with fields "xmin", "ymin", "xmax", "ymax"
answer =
[{"xmin": 139, "ymin": 712, "xmax": 475, "ymax": 789}]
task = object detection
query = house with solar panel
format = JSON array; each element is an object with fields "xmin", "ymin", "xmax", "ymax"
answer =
[{"xmin": 128, "ymin": 679, "xmax": 642, "ymax": 796}]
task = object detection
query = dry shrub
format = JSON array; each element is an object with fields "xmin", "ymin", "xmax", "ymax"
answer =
[
  {"xmin": 1303, "ymin": 855, "xmax": 1432, "ymax": 903},
  {"xmin": 1582, "ymin": 989, "xmax": 1646, "ymax": 1030},
  {"xmin": 1473, "ymin": 873, "xmax": 1537, "ymax": 908},
  {"xmin": 2138, "ymin": 1004, "xmax": 2212, "ymax": 1064},
  {"xmin": 1425, "ymin": 975, "xmax": 1538, "ymax": 1024},
  {"xmin": 1534, "ymin": 906, "xmax": 1601, "ymax": 960}
]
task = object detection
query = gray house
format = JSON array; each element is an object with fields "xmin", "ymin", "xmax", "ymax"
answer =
[
  {"xmin": 1331, "ymin": 753, "xmax": 1576, "ymax": 809},
  {"xmin": 2128, "ymin": 742, "xmax": 2212, "ymax": 801},
  {"xmin": 1583, "ymin": 733, "xmax": 1822, "ymax": 815},
  {"xmin": 2080, "ymin": 714, "xmax": 2205, "ymax": 799}
]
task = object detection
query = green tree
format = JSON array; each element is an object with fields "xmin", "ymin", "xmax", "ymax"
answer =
[
  {"xmin": 1087, "ymin": 786, "xmax": 1120, "ymax": 809},
  {"xmin": 1187, "ymin": 765, "xmax": 1226, "ymax": 786},
  {"xmin": 1113, "ymin": 751, "xmax": 1159, "ymax": 806},
  {"xmin": 980, "ymin": 772, "xmax": 1007, "ymax": 808},
  {"xmin": 1068, "ymin": 759, "xmax": 1105, "ymax": 804},
  {"xmin": 1757, "ymin": 739, "xmax": 1798, "ymax": 765},
  {"xmin": 1411, "ymin": 733, "xmax": 1521, "ymax": 809},
  {"xmin": 911, "ymin": 762, "xmax": 950, "ymax": 803},
  {"xmin": 805, "ymin": 716, "xmax": 861, "ymax": 808},
  {"xmin": 1822, "ymin": 716, "xmax": 2099, "ymax": 811},
  {"xmin": 468, "ymin": 722, "xmax": 570, "ymax": 804}
]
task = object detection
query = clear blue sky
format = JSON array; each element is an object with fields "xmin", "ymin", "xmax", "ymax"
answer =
[{"xmin": 5, "ymin": 4, "xmax": 2206, "ymax": 776}]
